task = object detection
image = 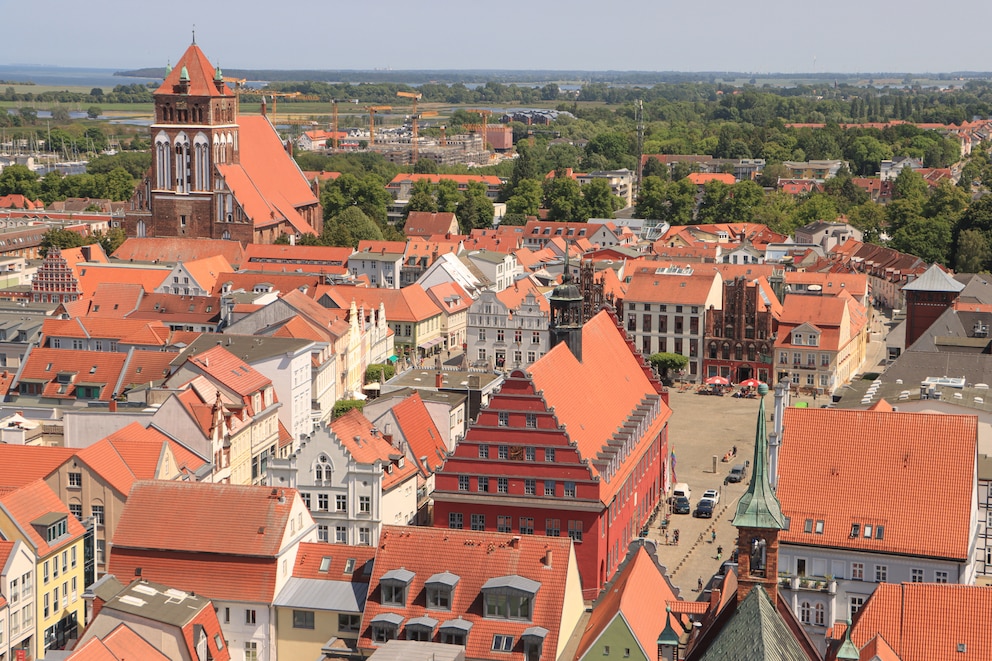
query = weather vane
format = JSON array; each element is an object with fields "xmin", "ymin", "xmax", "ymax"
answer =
[{"xmin": 192, "ymin": 24, "xmax": 196, "ymax": 44}]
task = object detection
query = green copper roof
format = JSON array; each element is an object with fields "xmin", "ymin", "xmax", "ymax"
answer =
[
  {"xmin": 179, "ymin": 65, "xmax": 189, "ymax": 82},
  {"xmin": 733, "ymin": 385, "xmax": 786, "ymax": 530},
  {"xmin": 835, "ymin": 619, "xmax": 860, "ymax": 660},
  {"xmin": 658, "ymin": 606, "xmax": 680, "ymax": 647},
  {"xmin": 698, "ymin": 586, "xmax": 808, "ymax": 661},
  {"xmin": 214, "ymin": 66, "xmax": 223, "ymax": 81},
  {"xmin": 165, "ymin": 62, "xmax": 173, "ymax": 75}
]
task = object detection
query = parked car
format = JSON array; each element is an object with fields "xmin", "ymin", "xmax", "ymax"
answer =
[
  {"xmin": 702, "ymin": 489, "xmax": 720, "ymax": 504},
  {"xmin": 672, "ymin": 496, "xmax": 691, "ymax": 514},
  {"xmin": 726, "ymin": 463, "xmax": 747, "ymax": 483},
  {"xmin": 694, "ymin": 498, "xmax": 715, "ymax": 518}
]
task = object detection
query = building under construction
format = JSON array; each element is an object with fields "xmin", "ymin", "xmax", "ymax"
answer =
[{"xmin": 371, "ymin": 132, "xmax": 491, "ymax": 166}]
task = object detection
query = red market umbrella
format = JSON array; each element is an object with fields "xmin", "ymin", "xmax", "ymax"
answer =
[
  {"xmin": 704, "ymin": 375, "xmax": 730, "ymax": 386},
  {"xmin": 739, "ymin": 378, "xmax": 764, "ymax": 388}
]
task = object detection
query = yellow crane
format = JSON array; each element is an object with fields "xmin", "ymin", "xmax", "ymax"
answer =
[
  {"xmin": 331, "ymin": 99, "xmax": 339, "ymax": 150},
  {"xmin": 367, "ymin": 106, "xmax": 392, "ymax": 145},
  {"xmin": 465, "ymin": 108, "xmax": 494, "ymax": 147}
]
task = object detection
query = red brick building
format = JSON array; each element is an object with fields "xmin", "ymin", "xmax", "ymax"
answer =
[
  {"xmin": 432, "ymin": 310, "xmax": 672, "ymax": 599},
  {"xmin": 126, "ymin": 43, "xmax": 320, "ymax": 244},
  {"xmin": 703, "ymin": 274, "xmax": 782, "ymax": 383}
]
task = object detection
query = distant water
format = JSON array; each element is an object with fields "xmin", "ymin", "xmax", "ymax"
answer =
[{"xmin": 0, "ymin": 65, "xmax": 160, "ymax": 88}]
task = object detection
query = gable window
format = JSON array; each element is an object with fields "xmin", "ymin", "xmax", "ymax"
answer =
[
  {"xmin": 46, "ymin": 518, "xmax": 67, "ymax": 543},
  {"xmin": 370, "ymin": 613, "xmax": 402, "ymax": 643},
  {"xmin": 381, "ymin": 568, "xmax": 414, "ymax": 606},
  {"xmin": 479, "ymin": 444, "xmax": 489, "ymax": 459},
  {"xmin": 439, "ymin": 618, "xmax": 472, "ymax": 646},
  {"xmin": 545, "ymin": 448, "xmax": 555, "ymax": 462},
  {"xmin": 478, "ymin": 477, "xmax": 489, "ymax": 493},
  {"xmin": 793, "ymin": 333, "xmax": 803, "ymax": 346},
  {"xmin": 426, "ymin": 572, "xmax": 459, "ymax": 610},
  {"xmin": 482, "ymin": 576, "xmax": 539, "ymax": 620},
  {"xmin": 807, "ymin": 334, "xmax": 818, "ymax": 347},
  {"xmin": 524, "ymin": 479, "xmax": 536, "ymax": 495},
  {"xmin": 458, "ymin": 475, "xmax": 470, "ymax": 491},
  {"xmin": 68, "ymin": 472, "xmax": 81, "ymax": 488},
  {"xmin": 498, "ymin": 444, "xmax": 509, "ymax": 458},
  {"xmin": 544, "ymin": 480, "xmax": 555, "ymax": 497},
  {"xmin": 245, "ymin": 609, "xmax": 256, "ymax": 625},
  {"xmin": 498, "ymin": 412, "xmax": 509, "ymax": 427},
  {"xmin": 525, "ymin": 413, "xmax": 537, "ymax": 428}
]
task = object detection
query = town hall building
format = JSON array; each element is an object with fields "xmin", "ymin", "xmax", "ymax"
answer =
[{"xmin": 125, "ymin": 42, "xmax": 321, "ymax": 244}]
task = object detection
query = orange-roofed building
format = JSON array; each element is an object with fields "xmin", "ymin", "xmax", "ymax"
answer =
[
  {"xmin": 126, "ymin": 42, "xmax": 320, "ymax": 244},
  {"xmin": 425, "ymin": 281, "xmax": 472, "ymax": 353},
  {"xmin": 686, "ymin": 172, "xmax": 737, "ymax": 186},
  {"xmin": 75, "ymin": 262, "xmax": 172, "ymax": 298},
  {"xmin": 268, "ymin": 407, "xmax": 417, "ymax": 547},
  {"xmin": 74, "ymin": 580, "xmax": 229, "ymax": 661},
  {"xmin": 154, "ymin": 254, "xmax": 232, "ymax": 296},
  {"xmin": 358, "ymin": 525, "xmax": 584, "ymax": 659},
  {"xmin": 704, "ymin": 274, "xmax": 782, "ymax": 384},
  {"xmin": 0, "ymin": 480, "xmax": 87, "ymax": 658},
  {"xmin": 107, "ymin": 481, "xmax": 315, "ymax": 660},
  {"xmin": 68, "ymin": 622, "xmax": 173, "ymax": 660},
  {"xmin": 272, "ymin": 542, "xmax": 374, "ymax": 659},
  {"xmin": 403, "ymin": 211, "xmax": 459, "ymax": 238},
  {"xmin": 776, "ymin": 408, "xmax": 978, "ymax": 645},
  {"xmin": 40, "ymin": 317, "xmax": 190, "ymax": 352},
  {"xmin": 243, "ymin": 242, "xmax": 351, "ymax": 273},
  {"xmin": 45, "ymin": 422, "xmax": 209, "ymax": 575},
  {"xmin": 434, "ymin": 310, "xmax": 672, "ymax": 599},
  {"xmin": 112, "ymin": 237, "xmax": 246, "ymax": 268},
  {"xmin": 0, "ymin": 193, "xmax": 43, "ymax": 210},
  {"xmin": 164, "ymin": 345, "xmax": 281, "ymax": 485},
  {"xmin": 621, "ymin": 267, "xmax": 723, "ymax": 381},
  {"xmin": 773, "ymin": 291, "xmax": 869, "ymax": 393},
  {"xmin": 522, "ymin": 220, "xmax": 624, "ymax": 251},
  {"xmin": 834, "ymin": 583, "xmax": 992, "ymax": 661},
  {"xmin": 0, "ymin": 444, "xmax": 77, "ymax": 490},
  {"xmin": 297, "ymin": 129, "xmax": 348, "ymax": 151},
  {"xmin": 575, "ymin": 540, "xmax": 684, "ymax": 661}
]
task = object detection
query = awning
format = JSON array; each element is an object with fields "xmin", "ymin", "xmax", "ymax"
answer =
[
  {"xmin": 386, "ymin": 354, "xmax": 398, "ymax": 363},
  {"xmin": 418, "ymin": 337, "xmax": 444, "ymax": 350},
  {"xmin": 363, "ymin": 383, "xmax": 381, "ymax": 391}
]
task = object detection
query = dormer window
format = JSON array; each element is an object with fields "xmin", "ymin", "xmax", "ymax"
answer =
[
  {"xmin": 482, "ymin": 575, "xmax": 539, "ymax": 620},
  {"xmin": 807, "ymin": 334, "xmax": 818, "ymax": 347},
  {"xmin": 370, "ymin": 613, "xmax": 403, "ymax": 643},
  {"xmin": 426, "ymin": 571, "xmax": 459, "ymax": 611},
  {"xmin": 793, "ymin": 333, "xmax": 803, "ymax": 346},
  {"xmin": 439, "ymin": 617, "xmax": 473, "ymax": 645},
  {"xmin": 46, "ymin": 517, "xmax": 68, "ymax": 542},
  {"xmin": 406, "ymin": 616, "xmax": 438, "ymax": 642},
  {"xmin": 380, "ymin": 568, "xmax": 414, "ymax": 606}
]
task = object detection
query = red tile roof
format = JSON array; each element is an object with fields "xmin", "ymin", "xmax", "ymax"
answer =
[
  {"xmin": 111, "ymin": 481, "xmax": 298, "ymax": 557},
  {"xmin": 324, "ymin": 285, "xmax": 441, "ymax": 323},
  {"xmin": 387, "ymin": 173, "xmax": 502, "ymax": 187},
  {"xmin": 69, "ymin": 624, "xmax": 171, "ymax": 661},
  {"xmin": 113, "ymin": 237, "xmax": 246, "ymax": 267},
  {"xmin": 85, "ymin": 283, "xmax": 145, "ymax": 318},
  {"xmin": 0, "ymin": 193, "xmax": 43, "ymax": 210},
  {"xmin": 294, "ymin": 541, "xmax": 376, "ymax": 582},
  {"xmin": 388, "ymin": 392, "xmax": 447, "ymax": 476},
  {"xmin": 119, "ymin": 351, "xmax": 177, "ymax": 391},
  {"xmin": 154, "ymin": 43, "xmax": 232, "ymax": 97},
  {"xmin": 211, "ymin": 272, "xmax": 322, "ymax": 296},
  {"xmin": 0, "ymin": 479, "xmax": 85, "ymax": 556},
  {"xmin": 850, "ymin": 583, "xmax": 992, "ymax": 661},
  {"xmin": 425, "ymin": 281, "xmax": 473, "ymax": 315},
  {"xmin": 576, "ymin": 545, "xmax": 683, "ymax": 660},
  {"xmin": 0, "ymin": 445, "xmax": 76, "ymax": 489},
  {"xmin": 623, "ymin": 270, "xmax": 721, "ymax": 305},
  {"xmin": 244, "ymin": 243, "xmax": 351, "ymax": 266},
  {"xmin": 527, "ymin": 311, "xmax": 671, "ymax": 503},
  {"xmin": 329, "ymin": 409, "xmax": 418, "ymax": 490},
  {"xmin": 686, "ymin": 172, "xmax": 737, "ymax": 185},
  {"xmin": 359, "ymin": 526, "xmax": 576, "ymax": 660},
  {"xmin": 778, "ymin": 409, "xmax": 976, "ymax": 560},
  {"xmin": 404, "ymin": 211, "xmax": 459, "ymax": 237},
  {"xmin": 178, "ymin": 345, "xmax": 273, "ymax": 398},
  {"xmin": 180, "ymin": 255, "xmax": 233, "ymax": 293},
  {"xmin": 495, "ymin": 276, "xmax": 550, "ymax": 313},
  {"xmin": 17, "ymin": 347, "xmax": 129, "ymax": 401},
  {"xmin": 77, "ymin": 264, "xmax": 171, "ymax": 298}
]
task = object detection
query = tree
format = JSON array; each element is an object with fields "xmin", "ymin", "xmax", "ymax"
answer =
[
  {"xmin": 413, "ymin": 158, "xmax": 438, "ymax": 174},
  {"xmin": 696, "ymin": 181, "xmax": 732, "ymax": 224},
  {"xmin": 435, "ymin": 178, "xmax": 463, "ymax": 213},
  {"xmin": 499, "ymin": 212, "xmax": 529, "ymax": 226},
  {"xmin": 102, "ymin": 167, "xmax": 136, "ymax": 201},
  {"xmin": 955, "ymin": 229, "xmax": 991, "ymax": 273},
  {"xmin": 333, "ymin": 399, "xmax": 365, "ymax": 418},
  {"xmin": 365, "ymin": 363, "xmax": 396, "ymax": 383},
  {"xmin": 86, "ymin": 106, "xmax": 102, "ymax": 120},
  {"xmin": 323, "ymin": 206, "xmax": 383, "ymax": 248},
  {"xmin": 641, "ymin": 157, "xmax": 669, "ymax": 180},
  {"xmin": 542, "ymin": 172, "xmax": 588, "ymax": 222},
  {"xmin": 505, "ymin": 179, "xmax": 542, "ymax": 217},
  {"xmin": 848, "ymin": 202, "xmax": 886, "ymax": 243},
  {"xmin": 456, "ymin": 182, "xmax": 495, "ymax": 232},
  {"xmin": 405, "ymin": 178, "xmax": 437, "ymax": 215},
  {"xmin": 847, "ymin": 136, "xmax": 892, "ymax": 176},
  {"xmin": 648, "ymin": 352, "xmax": 689, "ymax": 385},
  {"xmin": 582, "ymin": 178, "xmax": 622, "ymax": 219},
  {"xmin": 50, "ymin": 107, "xmax": 70, "ymax": 122},
  {"xmin": 0, "ymin": 164, "xmax": 40, "ymax": 198},
  {"xmin": 582, "ymin": 131, "xmax": 633, "ymax": 170},
  {"xmin": 889, "ymin": 215, "xmax": 952, "ymax": 265},
  {"xmin": 95, "ymin": 227, "xmax": 126, "ymax": 255},
  {"xmin": 892, "ymin": 167, "xmax": 928, "ymax": 202},
  {"xmin": 635, "ymin": 177, "xmax": 695, "ymax": 225},
  {"xmin": 40, "ymin": 228, "xmax": 91, "ymax": 257}
]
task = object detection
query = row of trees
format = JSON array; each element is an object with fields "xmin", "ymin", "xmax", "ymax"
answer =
[
  {"xmin": 39, "ymin": 227, "xmax": 126, "ymax": 258},
  {"xmin": 0, "ymin": 83, "xmax": 153, "ymax": 105},
  {"xmin": 0, "ymin": 155, "xmax": 146, "ymax": 205}
]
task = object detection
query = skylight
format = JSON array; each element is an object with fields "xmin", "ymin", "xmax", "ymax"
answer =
[{"xmin": 319, "ymin": 556, "xmax": 331, "ymax": 572}]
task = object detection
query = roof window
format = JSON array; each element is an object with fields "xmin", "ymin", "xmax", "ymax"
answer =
[{"xmin": 319, "ymin": 556, "xmax": 331, "ymax": 572}]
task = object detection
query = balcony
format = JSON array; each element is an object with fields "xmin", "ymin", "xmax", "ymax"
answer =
[{"xmin": 778, "ymin": 573, "xmax": 836, "ymax": 594}]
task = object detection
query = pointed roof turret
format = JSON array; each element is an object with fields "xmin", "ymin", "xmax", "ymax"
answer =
[
  {"xmin": 657, "ymin": 606, "xmax": 680, "ymax": 647},
  {"xmin": 214, "ymin": 66, "xmax": 223, "ymax": 81},
  {"xmin": 165, "ymin": 61, "xmax": 173, "ymax": 76},
  {"xmin": 835, "ymin": 619, "xmax": 860, "ymax": 660},
  {"xmin": 154, "ymin": 43, "xmax": 231, "ymax": 97},
  {"xmin": 732, "ymin": 383, "xmax": 786, "ymax": 530}
]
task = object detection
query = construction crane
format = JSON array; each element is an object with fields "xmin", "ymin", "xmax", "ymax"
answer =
[
  {"xmin": 263, "ymin": 91, "xmax": 320, "ymax": 116},
  {"xmin": 223, "ymin": 76, "xmax": 247, "ymax": 89},
  {"xmin": 408, "ymin": 111, "xmax": 438, "ymax": 163},
  {"xmin": 331, "ymin": 100, "xmax": 339, "ymax": 150},
  {"xmin": 367, "ymin": 106, "xmax": 392, "ymax": 145},
  {"xmin": 465, "ymin": 109, "xmax": 494, "ymax": 147}
]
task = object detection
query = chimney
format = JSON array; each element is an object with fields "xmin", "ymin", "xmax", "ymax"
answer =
[
  {"xmin": 108, "ymin": 399, "xmax": 117, "ymax": 412},
  {"xmin": 510, "ymin": 536, "xmax": 521, "ymax": 549},
  {"xmin": 543, "ymin": 548, "xmax": 553, "ymax": 568},
  {"xmin": 709, "ymin": 587, "xmax": 722, "ymax": 610},
  {"xmin": 261, "ymin": 97, "xmax": 267, "ymax": 117},
  {"xmin": 435, "ymin": 372, "xmax": 443, "ymax": 388}
]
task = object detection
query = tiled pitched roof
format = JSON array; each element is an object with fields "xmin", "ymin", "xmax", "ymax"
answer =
[
  {"xmin": 244, "ymin": 243, "xmax": 351, "ymax": 266},
  {"xmin": 77, "ymin": 264, "xmax": 171, "ymax": 298},
  {"xmin": 180, "ymin": 345, "xmax": 272, "ymax": 397},
  {"xmin": 119, "ymin": 351, "xmax": 176, "ymax": 391},
  {"xmin": 404, "ymin": 211, "xmax": 459, "ymax": 237},
  {"xmin": 17, "ymin": 347, "xmax": 128, "ymax": 401},
  {"xmin": 496, "ymin": 276, "xmax": 551, "ymax": 313},
  {"xmin": 69, "ymin": 624, "xmax": 171, "ymax": 661},
  {"xmin": 42, "ymin": 317, "xmax": 171, "ymax": 343},
  {"xmin": 211, "ymin": 272, "xmax": 321, "ymax": 296},
  {"xmin": 851, "ymin": 583, "xmax": 992, "ymax": 661},
  {"xmin": 576, "ymin": 545, "xmax": 683, "ymax": 660},
  {"xmin": 425, "ymin": 281, "xmax": 473, "ymax": 314},
  {"xmin": 359, "ymin": 526, "xmax": 575, "ymax": 660},
  {"xmin": 85, "ymin": 283, "xmax": 145, "ymax": 318},
  {"xmin": 0, "ymin": 445, "xmax": 76, "ymax": 489},
  {"xmin": 355, "ymin": 240, "xmax": 408, "ymax": 255},
  {"xmin": 181, "ymin": 255, "xmax": 233, "ymax": 292},
  {"xmin": 387, "ymin": 173, "xmax": 501, "ymax": 187},
  {"xmin": 113, "ymin": 237, "xmax": 246, "ymax": 267},
  {"xmin": 527, "ymin": 311, "xmax": 671, "ymax": 503},
  {"xmin": 111, "ymin": 481, "xmax": 297, "ymax": 556},
  {"xmin": 329, "ymin": 409, "xmax": 418, "ymax": 490},
  {"xmin": 388, "ymin": 392, "xmax": 447, "ymax": 476},
  {"xmin": 154, "ymin": 43, "xmax": 232, "ymax": 97},
  {"xmin": 686, "ymin": 172, "xmax": 737, "ymax": 185},
  {"xmin": 325, "ymin": 285, "xmax": 441, "ymax": 323},
  {"xmin": 0, "ymin": 479, "xmax": 85, "ymax": 556},
  {"xmin": 623, "ymin": 271, "xmax": 721, "ymax": 305},
  {"xmin": 778, "ymin": 409, "xmax": 976, "ymax": 560},
  {"xmin": 294, "ymin": 541, "xmax": 375, "ymax": 582}
]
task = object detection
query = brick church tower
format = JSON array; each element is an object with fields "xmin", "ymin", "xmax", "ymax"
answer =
[
  {"xmin": 127, "ymin": 42, "xmax": 320, "ymax": 244},
  {"xmin": 146, "ymin": 42, "xmax": 239, "ymax": 240}
]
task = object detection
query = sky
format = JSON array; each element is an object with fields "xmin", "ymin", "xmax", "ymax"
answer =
[{"xmin": 5, "ymin": 1, "xmax": 992, "ymax": 74}]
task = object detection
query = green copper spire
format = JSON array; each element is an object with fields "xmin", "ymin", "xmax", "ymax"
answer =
[
  {"xmin": 179, "ymin": 65, "xmax": 189, "ymax": 82},
  {"xmin": 657, "ymin": 606, "xmax": 680, "ymax": 647},
  {"xmin": 835, "ymin": 619, "xmax": 860, "ymax": 660},
  {"xmin": 165, "ymin": 61, "xmax": 173, "ymax": 76},
  {"xmin": 215, "ymin": 66, "xmax": 223, "ymax": 81},
  {"xmin": 733, "ymin": 383, "xmax": 786, "ymax": 530}
]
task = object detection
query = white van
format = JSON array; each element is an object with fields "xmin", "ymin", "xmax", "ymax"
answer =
[{"xmin": 672, "ymin": 482, "xmax": 691, "ymax": 502}]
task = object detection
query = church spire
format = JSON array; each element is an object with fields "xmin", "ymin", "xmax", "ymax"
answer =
[{"xmin": 733, "ymin": 383, "xmax": 786, "ymax": 530}]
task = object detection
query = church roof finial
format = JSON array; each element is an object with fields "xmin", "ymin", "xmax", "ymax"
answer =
[
  {"xmin": 732, "ymin": 383, "xmax": 787, "ymax": 530},
  {"xmin": 165, "ymin": 60, "xmax": 172, "ymax": 76},
  {"xmin": 192, "ymin": 24, "xmax": 196, "ymax": 44},
  {"xmin": 835, "ymin": 619, "xmax": 860, "ymax": 660}
]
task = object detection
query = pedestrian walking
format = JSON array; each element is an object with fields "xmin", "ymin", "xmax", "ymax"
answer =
[
  {"xmin": 717, "ymin": 545, "xmax": 723, "ymax": 561},
  {"xmin": 673, "ymin": 529, "xmax": 680, "ymax": 545},
  {"xmin": 711, "ymin": 529, "xmax": 716, "ymax": 544},
  {"xmin": 698, "ymin": 577, "xmax": 703, "ymax": 592},
  {"xmin": 664, "ymin": 530, "xmax": 669, "ymax": 545}
]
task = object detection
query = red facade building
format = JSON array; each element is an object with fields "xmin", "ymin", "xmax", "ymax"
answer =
[
  {"xmin": 432, "ymin": 310, "xmax": 672, "ymax": 599},
  {"xmin": 703, "ymin": 274, "xmax": 782, "ymax": 383}
]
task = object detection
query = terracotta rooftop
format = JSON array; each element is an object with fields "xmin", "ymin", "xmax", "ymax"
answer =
[
  {"xmin": 404, "ymin": 211, "xmax": 459, "ymax": 237},
  {"xmin": 154, "ymin": 43, "xmax": 232, "ymax": 97},
  {"xmin": 112, "ymin": 237, "xmax": 246, "ymax": 268},
  {"xmin": 0, "ymin": 479, "xmax": 86, "ymax": 556},
  {"xmin": 777, "ymin": 409, "xmax": 976, "ymax": 560},
  {"xmin": 68, "ymin": 623, "xmax": 171, "ymax": 661},
  {"xmin": 329, "ymin": 409, "xmax": 418, "ymax": 491},
  {"xmin": 387, "ymin": 392, "xmax": 447, "ymax": 476},
  {"xmin": 0, "ymin": 444, "xmax": 76, "ymax": 489},
  {"xmin": 623, "ymin": 270, "xmax": 721, "ymax": 305},
  {"xmin": 293, "ymin": 541, "xmax": 376, "ymax": 582}
]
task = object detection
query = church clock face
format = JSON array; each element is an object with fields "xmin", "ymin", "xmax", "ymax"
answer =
[{"xmin": 509, "ymin": 446, "xmax": 525, "ymax": 461}]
